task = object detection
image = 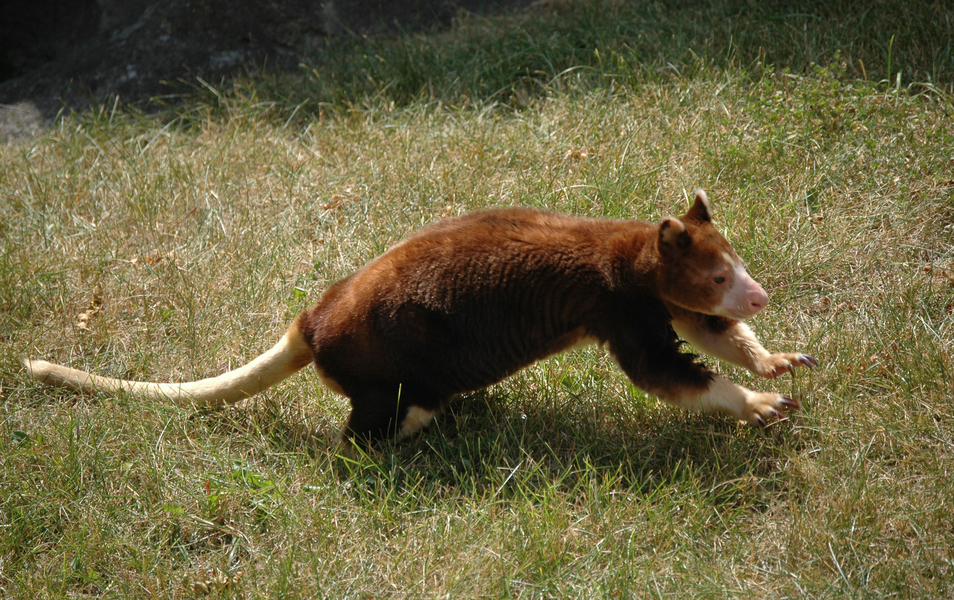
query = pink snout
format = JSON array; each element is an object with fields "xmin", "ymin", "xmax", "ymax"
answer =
[
  {"xmin": 717, "ymin": 267, "xmax": 769, "ymax": 319},
  {"xmin": 745, "ymin": 279, "xmax": 769, "ymax": 314}
]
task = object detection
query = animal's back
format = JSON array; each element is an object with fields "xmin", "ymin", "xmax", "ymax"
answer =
[{"xmin": 299, "ymin": 208, "xmax": 654, "ymax": 398}]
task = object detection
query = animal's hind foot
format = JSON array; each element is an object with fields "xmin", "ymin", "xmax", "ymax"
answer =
[{"xmin": 341, "ymin": 401, "xmax": 438, "ymax": 446}]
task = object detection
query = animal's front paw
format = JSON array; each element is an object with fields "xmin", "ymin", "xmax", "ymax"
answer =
[
  {"xmin": 691, "ymin": 376, "xmax": 805, "ymax": 427},
  {"xmin": 743, "ymin": 392, "xmax": 800, "ymax": 427},
  {"xmin": 757, "ymin": 353, "xmax": 818, "ymax": 379}
]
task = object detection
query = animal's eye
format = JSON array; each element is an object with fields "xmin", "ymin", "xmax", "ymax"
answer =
[{"xmin": 713, "ymin": 276, "xmax": 726, "ymax": 284}]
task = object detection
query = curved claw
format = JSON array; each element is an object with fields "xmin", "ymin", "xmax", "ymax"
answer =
[
  {"xmin": 795, "ymin": 354, "xmax": 819, "ymax": 369},
  {"xmin": 779, "ymin": 396, "xmax": 801, "ymax": 410},
  {"xmin": 763, "ymin": 354, "xmax": 819, "ymax": 379}
]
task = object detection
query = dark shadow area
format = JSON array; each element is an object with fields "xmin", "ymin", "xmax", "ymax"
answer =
[
  {"xmin": 2, "ymin": 0, "xmax": 950, "ymax": 141},
  {"xmin": 214, "ymin": 387, "xmax": 806, "ymax": 506},
  {"xmin": 0, "ymin": 0, "xmax": 536, "ymax": 125}
]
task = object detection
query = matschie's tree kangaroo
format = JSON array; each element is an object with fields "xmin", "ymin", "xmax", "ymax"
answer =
[{"xmin": 24, "ymin": 190, "xmax": 817, "ymax": 444}]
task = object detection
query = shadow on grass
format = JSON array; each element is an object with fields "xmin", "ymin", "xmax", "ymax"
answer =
[
  {"xmin": 430, "ymin": 392, "xmax": 802, "ymax": 499},
  {"xmin": 203, "ymin": 388, "xmax": 807, "ymax": 509},
  {"xmin": 182, "ymin": 0, "xmax": 951, "ymax": 125}
]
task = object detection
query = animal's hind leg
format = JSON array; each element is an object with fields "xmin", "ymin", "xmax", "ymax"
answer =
[
  {"xmin": 396, "ymin": 405, "xmax": 438, "ymax": 439},
  {"xmin": 341, "ymin": 387, "xmax": 441, "ymax": 445}
]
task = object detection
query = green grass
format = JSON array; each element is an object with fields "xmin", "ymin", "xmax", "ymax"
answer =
[{"xmin": 3, "ymin": 1, "xmax": 954, "ymax": 597}]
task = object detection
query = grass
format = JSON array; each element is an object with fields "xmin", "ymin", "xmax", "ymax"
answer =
[{"xmin": 2, "ymin": 0, "xmax": 954, "ymax": 597}]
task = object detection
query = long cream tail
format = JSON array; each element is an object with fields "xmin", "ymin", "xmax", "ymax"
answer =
[{"xmin": 22, "ymin": 323, "xmax": 314, "ymax": 408}]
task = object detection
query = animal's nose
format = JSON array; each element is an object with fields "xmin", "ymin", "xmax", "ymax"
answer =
[{"xmin": 749, "ymin": 285, "xmax": 769, "ymax": 312}]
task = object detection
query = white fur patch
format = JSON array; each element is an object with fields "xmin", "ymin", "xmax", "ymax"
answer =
[
  {"xmin": 674, "ymin": 375, "xmax": 789, "ymax": 426},
  {"xmin": 398, "ymin": 406, "xmax": 436, "ymax": 438},
  {"xmin": 715, "ymin": 264, "xmax": 768, "ymax": 319},
  {"xmin": 694, "ymin": 376, "xmax": 749, "ymax": 418}
]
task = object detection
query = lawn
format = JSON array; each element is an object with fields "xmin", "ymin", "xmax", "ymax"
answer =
[{"xmin": 2, "ymin": 1, "xmax": 953, "ymax": 597}]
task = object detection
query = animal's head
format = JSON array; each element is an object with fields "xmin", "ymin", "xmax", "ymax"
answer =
[{"xmin": 655, "ymin": 190, "xmax": 768, "ymax": 320}]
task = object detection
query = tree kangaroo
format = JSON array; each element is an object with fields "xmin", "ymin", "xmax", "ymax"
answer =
[{"xmin": 24, "ymin": 190, "xmax": 816, "ymax": 443}]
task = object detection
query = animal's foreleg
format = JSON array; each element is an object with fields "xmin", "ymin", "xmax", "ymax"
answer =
[
  {"xmin": 670, "ymin": 316, "xmax": 817, "ymax": 379},
  {"xmin": 610, "ymin": 338, "xmax": 798, "ymax": 427},
  {"xmin": 673, "ymin": 375, "xmax": 799, "ymax": 427}
]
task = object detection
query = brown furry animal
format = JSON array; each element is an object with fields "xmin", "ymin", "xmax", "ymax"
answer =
[{"xmin": 24, "ymin": 190, "xmax": 816, "ymax": 443}]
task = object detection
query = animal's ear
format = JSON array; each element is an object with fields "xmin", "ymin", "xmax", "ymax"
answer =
[
  {"xmin": 659, "ymin": 217, "xmax": 690, "ymax": 248},
  {"xmin": 683, "ymin": 189, "xmax": 711, "ymax": 223}
]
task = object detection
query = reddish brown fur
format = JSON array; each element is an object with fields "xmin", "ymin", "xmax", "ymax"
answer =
[{"xmin": 294, "ymin": 191, "xmax": 814, "ymax": 442}]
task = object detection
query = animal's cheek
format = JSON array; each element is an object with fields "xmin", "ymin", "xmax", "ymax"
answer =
[{"xmin": 657, "ymin": 274, "xmax": 716, "ymax": 315}]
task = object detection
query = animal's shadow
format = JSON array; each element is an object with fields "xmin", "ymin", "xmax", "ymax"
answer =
[{"xmin": 205, "ymin": 388, "xmax": 809, "ymax": 509}]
